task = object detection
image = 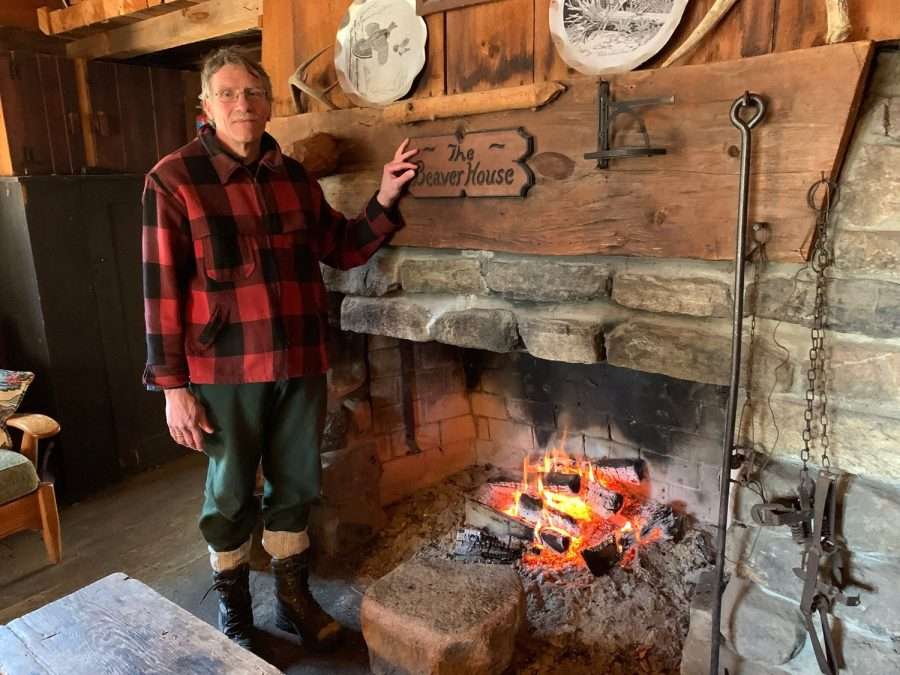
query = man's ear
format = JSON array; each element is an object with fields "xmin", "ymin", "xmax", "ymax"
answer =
[{"xmin": 201, "ymin": 97, "xmax": 213, "ymax": 126}]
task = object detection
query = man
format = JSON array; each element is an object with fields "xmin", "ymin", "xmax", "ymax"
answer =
[{"xmin": 141, "ymin": 47, "xmax": 417, "ymax": 652}]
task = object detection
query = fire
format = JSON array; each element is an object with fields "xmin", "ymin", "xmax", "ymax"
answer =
[{"xmin": 507, "ymin": 438, "xmax": 645, "ymax": 570}]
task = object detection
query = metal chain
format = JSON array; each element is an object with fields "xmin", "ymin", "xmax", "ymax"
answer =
[{"xmin": 802, "ymin": 176, "xmax": 839, "ymax": 472}]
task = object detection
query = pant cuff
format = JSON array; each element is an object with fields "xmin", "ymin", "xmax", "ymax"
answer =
[
  {"xmin": 208, "ymin": 539, "xmax": 251, "ymax": 572},
  {"xmin": 262, "ymin": 529, "xmax": 310, "ymax": 559}
]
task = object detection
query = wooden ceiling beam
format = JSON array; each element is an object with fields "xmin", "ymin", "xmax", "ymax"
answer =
[
  {"xmin": 64, "ymin": 0, "xmax": 260, "ymax": 60},
  {"xmin": 0, "ymin": 1, "xmax": 65, "ymax": 32}
]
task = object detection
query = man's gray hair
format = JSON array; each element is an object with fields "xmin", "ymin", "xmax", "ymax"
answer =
[{"xmin": 200, "ymin": 47, "xmax": 273, "ymax": 102}]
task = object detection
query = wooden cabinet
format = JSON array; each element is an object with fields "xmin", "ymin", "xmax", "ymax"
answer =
[
  {"xmin": 83, "ymin": 60, "xmax": 196, "ymax": 173},
  {"xmin": 0, "ymin": 175, "xmax": 182, "ymax": 500},
  {"xmin": 0, "ymin": 51, "xmax": 84, "ymax": 175},
  {"xmin": 0, "ymin": 50, "xmax": 196, "ymax": 176}
]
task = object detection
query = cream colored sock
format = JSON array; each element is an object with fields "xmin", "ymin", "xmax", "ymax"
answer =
[
  {"xmin": 262, "ymin": 529, "xmax": 310, "ymax": 559},
  {"xmin": 208, "ymin": 539, "xmax": 251, "ymax": 572}
]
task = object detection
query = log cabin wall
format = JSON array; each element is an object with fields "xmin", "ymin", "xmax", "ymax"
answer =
[
  {"xmin": 264, "ymin": 0, "xmax": 900, "ymax": 118},
  {"xmin": 263, "ymin": 4, "xmax": 900, "ymax": 671}
]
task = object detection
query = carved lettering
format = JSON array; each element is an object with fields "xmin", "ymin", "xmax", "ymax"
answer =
[{"xmin": 409, "ymin": 129, "xmax": 534, "ymax": 198}]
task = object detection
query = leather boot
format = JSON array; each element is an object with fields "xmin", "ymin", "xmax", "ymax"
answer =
[
  {"xmin": 207, "ymin": 563, "xmax": 255, "ymax": 651},
  {"xmin": 271, "ymin": 551, "xmax": 341, "ymax": 651}
]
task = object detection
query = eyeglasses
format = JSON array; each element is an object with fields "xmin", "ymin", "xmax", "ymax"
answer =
[{"xmin": 212, "ymin": 87, "xmax": 268, "ymax": 103}]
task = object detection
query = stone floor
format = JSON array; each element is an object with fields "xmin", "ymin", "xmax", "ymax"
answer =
[{"xmin": 0, "ymin": 453, "xmax": 372, "ymax": 675}]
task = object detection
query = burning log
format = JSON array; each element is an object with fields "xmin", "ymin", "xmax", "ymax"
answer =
[
  {"xmin": 544, "ymin": 471, "xmax": 581, "ymax": 494},
  {"xmin": 592, "ymin": 458, "xmax": 647, "ymax": 486},
  {"xmin": 581, "ymin": 533, "xmax": 621, "ymax": 576},
  {"xmin": 517, "ymin": 493, "xmax": 580, "ymax": 537},
  {"xmin": 452, "ymin": 527, "xmax": 524, "ymax": 564},
  {"xmin": 639, "ymin": 503, "xmax": 679, "ymax": 540},
  {"xmin": 584, "ymin": 481, "xmax": 624, "ymax": 518},
  {"xmin": 539, "ymin": 529, "xmax": 571, "ymax": 554},
  {"xmin": 517, "ymin": 493, "xmax": 543, "ymax": 523},
  {"xmin": 465, "ymin": 495, "xmax": 534, "ymax": 543}
]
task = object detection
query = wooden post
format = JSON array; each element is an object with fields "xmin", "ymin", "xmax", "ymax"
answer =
[
  {"xmin": 73, "ymin": 58, "xmax": 98, "ymax": 167},
  {"xmin": 260, "ymin": 0, "xmax": 305, "ymax": 118}
]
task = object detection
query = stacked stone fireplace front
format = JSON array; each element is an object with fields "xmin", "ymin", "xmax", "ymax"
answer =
[{"xmin": 315, "ymin": 49, "xmax": 900, "ymax": 674}]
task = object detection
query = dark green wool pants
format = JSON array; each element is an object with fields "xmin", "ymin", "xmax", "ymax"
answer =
[{"xmin": 190, "ymin": 375, "xmax": 326, "ymax": 552}]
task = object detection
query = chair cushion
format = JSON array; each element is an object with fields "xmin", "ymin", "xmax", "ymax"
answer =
[
  {"xmin": 0, "ymin": 449, "xmax": 39, "ymax": 505},
  {"xmin": 0, "ymin": 370, "xmax": 34, "ymax": 449}
]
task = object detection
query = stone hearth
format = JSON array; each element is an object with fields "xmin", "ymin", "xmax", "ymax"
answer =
[{"xmin": 315, "ymin": 48, "xmax": 900, "ymax": 675}]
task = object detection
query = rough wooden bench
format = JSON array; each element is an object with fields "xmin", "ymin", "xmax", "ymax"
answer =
[{"xmin": 0, "ymin": 572, "xmax": 282, "ymax": 674}]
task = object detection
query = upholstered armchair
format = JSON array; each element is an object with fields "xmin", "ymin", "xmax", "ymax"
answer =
[{"xmin": 0, "ymin": 413, "xmax": 62, "ymax": 564}]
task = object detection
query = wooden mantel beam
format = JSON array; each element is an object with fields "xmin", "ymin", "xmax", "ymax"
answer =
[{"xmin": 64, "ymin": 0, "xmax": 261, "ymax": 60}]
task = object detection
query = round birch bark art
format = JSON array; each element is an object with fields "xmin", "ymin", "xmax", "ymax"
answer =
[
  {"xmin": 335, "ymin": 0, "xmax": 428, "ymax": 107},
  {"xmin": 549, "ymin": 0, "xmax": 689, "ymax": 75}
]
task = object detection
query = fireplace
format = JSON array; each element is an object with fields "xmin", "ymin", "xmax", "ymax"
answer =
[{"xmin": 307, "ymin": 47, "xmax": 900, "ymax": 675}]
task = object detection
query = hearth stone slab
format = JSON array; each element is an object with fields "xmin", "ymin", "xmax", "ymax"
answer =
[
  {"xmin": 321, "ymin": 248, "xmax": 403, "ymax": 296},
  {"xmin": 432, "ymin": 308, "xmax": 519, "ymax": 352},
  {"xmin": 605, "ymin": 317, "xmax": 795, "ymax": 392},
  {"xmin": 341, "ymin": 295, "xmax": 437, "ymax": 342},
  {"xmin": 361, "ymin": 558, "xmax": 524, "ymax": 675},
  {"xmin": 400, "ymin": 257, "xmax": 487, "ymax": 294},
  {"xmin": 517, "ymin": 315, "xmax": 604, "ymax": 364},
  {"xmin": 612, "ymin": 271, "xmax": 732, "ymax": 318},
  {"xmin": 483, "ymin": 256, "xmax": 610, "ymax": 302}
]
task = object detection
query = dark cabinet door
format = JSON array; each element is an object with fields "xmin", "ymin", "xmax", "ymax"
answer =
[
  {"xmin": 78, "ymin": 177, "xmax": 181, "ymax": 473},
  {"xmin": 0, "ymin": 51, "xmax": 54, "ymax": 175},
  {"xmin": 36, "ymin": 54, "xmax": 86, "ymax": 174},
  {"xmin": 0, "ymin": 176, "xmax": 181, "ymax": 500}
]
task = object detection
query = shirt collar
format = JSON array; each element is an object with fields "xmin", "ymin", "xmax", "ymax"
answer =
[{"xmin": 199, "ymin": 124, "xmax": 285, "ymax": 183}]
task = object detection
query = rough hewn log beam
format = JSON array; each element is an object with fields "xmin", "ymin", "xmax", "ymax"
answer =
[
  {"xmin": 382, "ymin": 81, "xmax": 566, "ymax": 124},
  {"xmin": 64, "ymin": 0, "xmax": 260, "ymax": 60}
]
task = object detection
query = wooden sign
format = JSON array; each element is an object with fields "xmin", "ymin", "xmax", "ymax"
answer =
[
  {"xmin": 409, "ymin": 129, "xmax": 534, "ymax": 198},
  {"xmin": 268, "ymin": 41, "xmax": 874, "ymax": 262}
]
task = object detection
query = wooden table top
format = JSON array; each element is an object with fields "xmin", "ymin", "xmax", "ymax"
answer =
[{"xmin": 0, "ymin": 572, "xmax": 282, "ymax": 674}]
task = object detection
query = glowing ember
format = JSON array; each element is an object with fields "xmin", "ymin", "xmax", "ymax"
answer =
[{"xmin": 490, "ymin": 441, "xmax": 655, "ymax": 571}]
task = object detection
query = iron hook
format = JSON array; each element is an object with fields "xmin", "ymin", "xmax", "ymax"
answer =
[{"xmin": 730, "ymin": 93, "xmax": 766, "ymax": 130}]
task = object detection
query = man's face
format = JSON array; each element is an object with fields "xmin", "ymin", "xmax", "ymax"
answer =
[{"xmin": 202, "ymin": 64, "xmax": 271, "ymax": 152}]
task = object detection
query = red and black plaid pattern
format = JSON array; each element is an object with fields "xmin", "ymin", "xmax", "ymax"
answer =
[{"xmin": 142, "ymin": 125, "xmax": 402, "ymax": 389}]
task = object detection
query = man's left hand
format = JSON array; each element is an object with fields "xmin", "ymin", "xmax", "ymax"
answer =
[{"xmin": 376, "ymin": 139, "xmax": 419, "ymax": 209}]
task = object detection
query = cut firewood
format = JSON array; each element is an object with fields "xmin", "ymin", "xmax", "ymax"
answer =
[
  {"xmin": 517, "ymin": 493, "xmax": 580, "ymax": 537},
  {"xmin": 584, "ymin": 481, "xmax": 624, "ymax": 518},
  {"xmin": 465, "ymin": 495, "xmax": 533, "ymax": 543},
  {"xmin": 544, "ymin": 471, "xmax": 581, "ymax": 494},
  {"xmin": 592, "ymin": 458, "xmax": 647, "ymax": 485},
  {"xmin": 452, "ymin": 527, "xmax": 524, "ymax": 564},
  {"xmin": 581, "ymin": 534, "xmax": 621, "ymax": 576},
  {"xmin": 539, "ymin": 529, "xmax": 570, "ymax": 554}
]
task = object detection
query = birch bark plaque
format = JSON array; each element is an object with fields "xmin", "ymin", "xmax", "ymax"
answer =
[{"xmin": 409, "ymin": 128, "xmax": 534, "ymax": 198}]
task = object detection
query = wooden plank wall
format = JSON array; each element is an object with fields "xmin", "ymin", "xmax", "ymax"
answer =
[{"xmin": 267, "ymin": 0, "xmax": 900, "ymax": 117}]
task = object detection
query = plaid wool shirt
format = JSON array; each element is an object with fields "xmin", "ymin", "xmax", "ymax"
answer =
[{"xmin": 142, "ymin": 125, "xmax": 403, "ymax": 389}]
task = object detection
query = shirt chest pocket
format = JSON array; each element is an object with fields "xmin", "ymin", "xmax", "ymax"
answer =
[{"xmin": 199, "ymin": 233, "xmax": 258, "ymax": 282}]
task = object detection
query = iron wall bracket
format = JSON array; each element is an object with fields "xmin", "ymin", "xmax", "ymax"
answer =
[{"xmin": 584, "ymin": 80, "xmax": 673, "ymax": 169}]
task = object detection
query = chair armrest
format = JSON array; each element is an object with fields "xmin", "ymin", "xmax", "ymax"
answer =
[{"xmin": 8, "ymin": 414, "xmax": 61, "ymax": 439}]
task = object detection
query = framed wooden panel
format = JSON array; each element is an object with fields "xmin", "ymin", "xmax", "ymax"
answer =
[{"xmin": 416, "ymin": 0, "xmax": 500, "ymax": 15}]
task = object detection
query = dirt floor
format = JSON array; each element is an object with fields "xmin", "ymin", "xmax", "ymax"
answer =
[{"xmin": 1, "ymin": 455, "xmax": 713, "ymax": 674}]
